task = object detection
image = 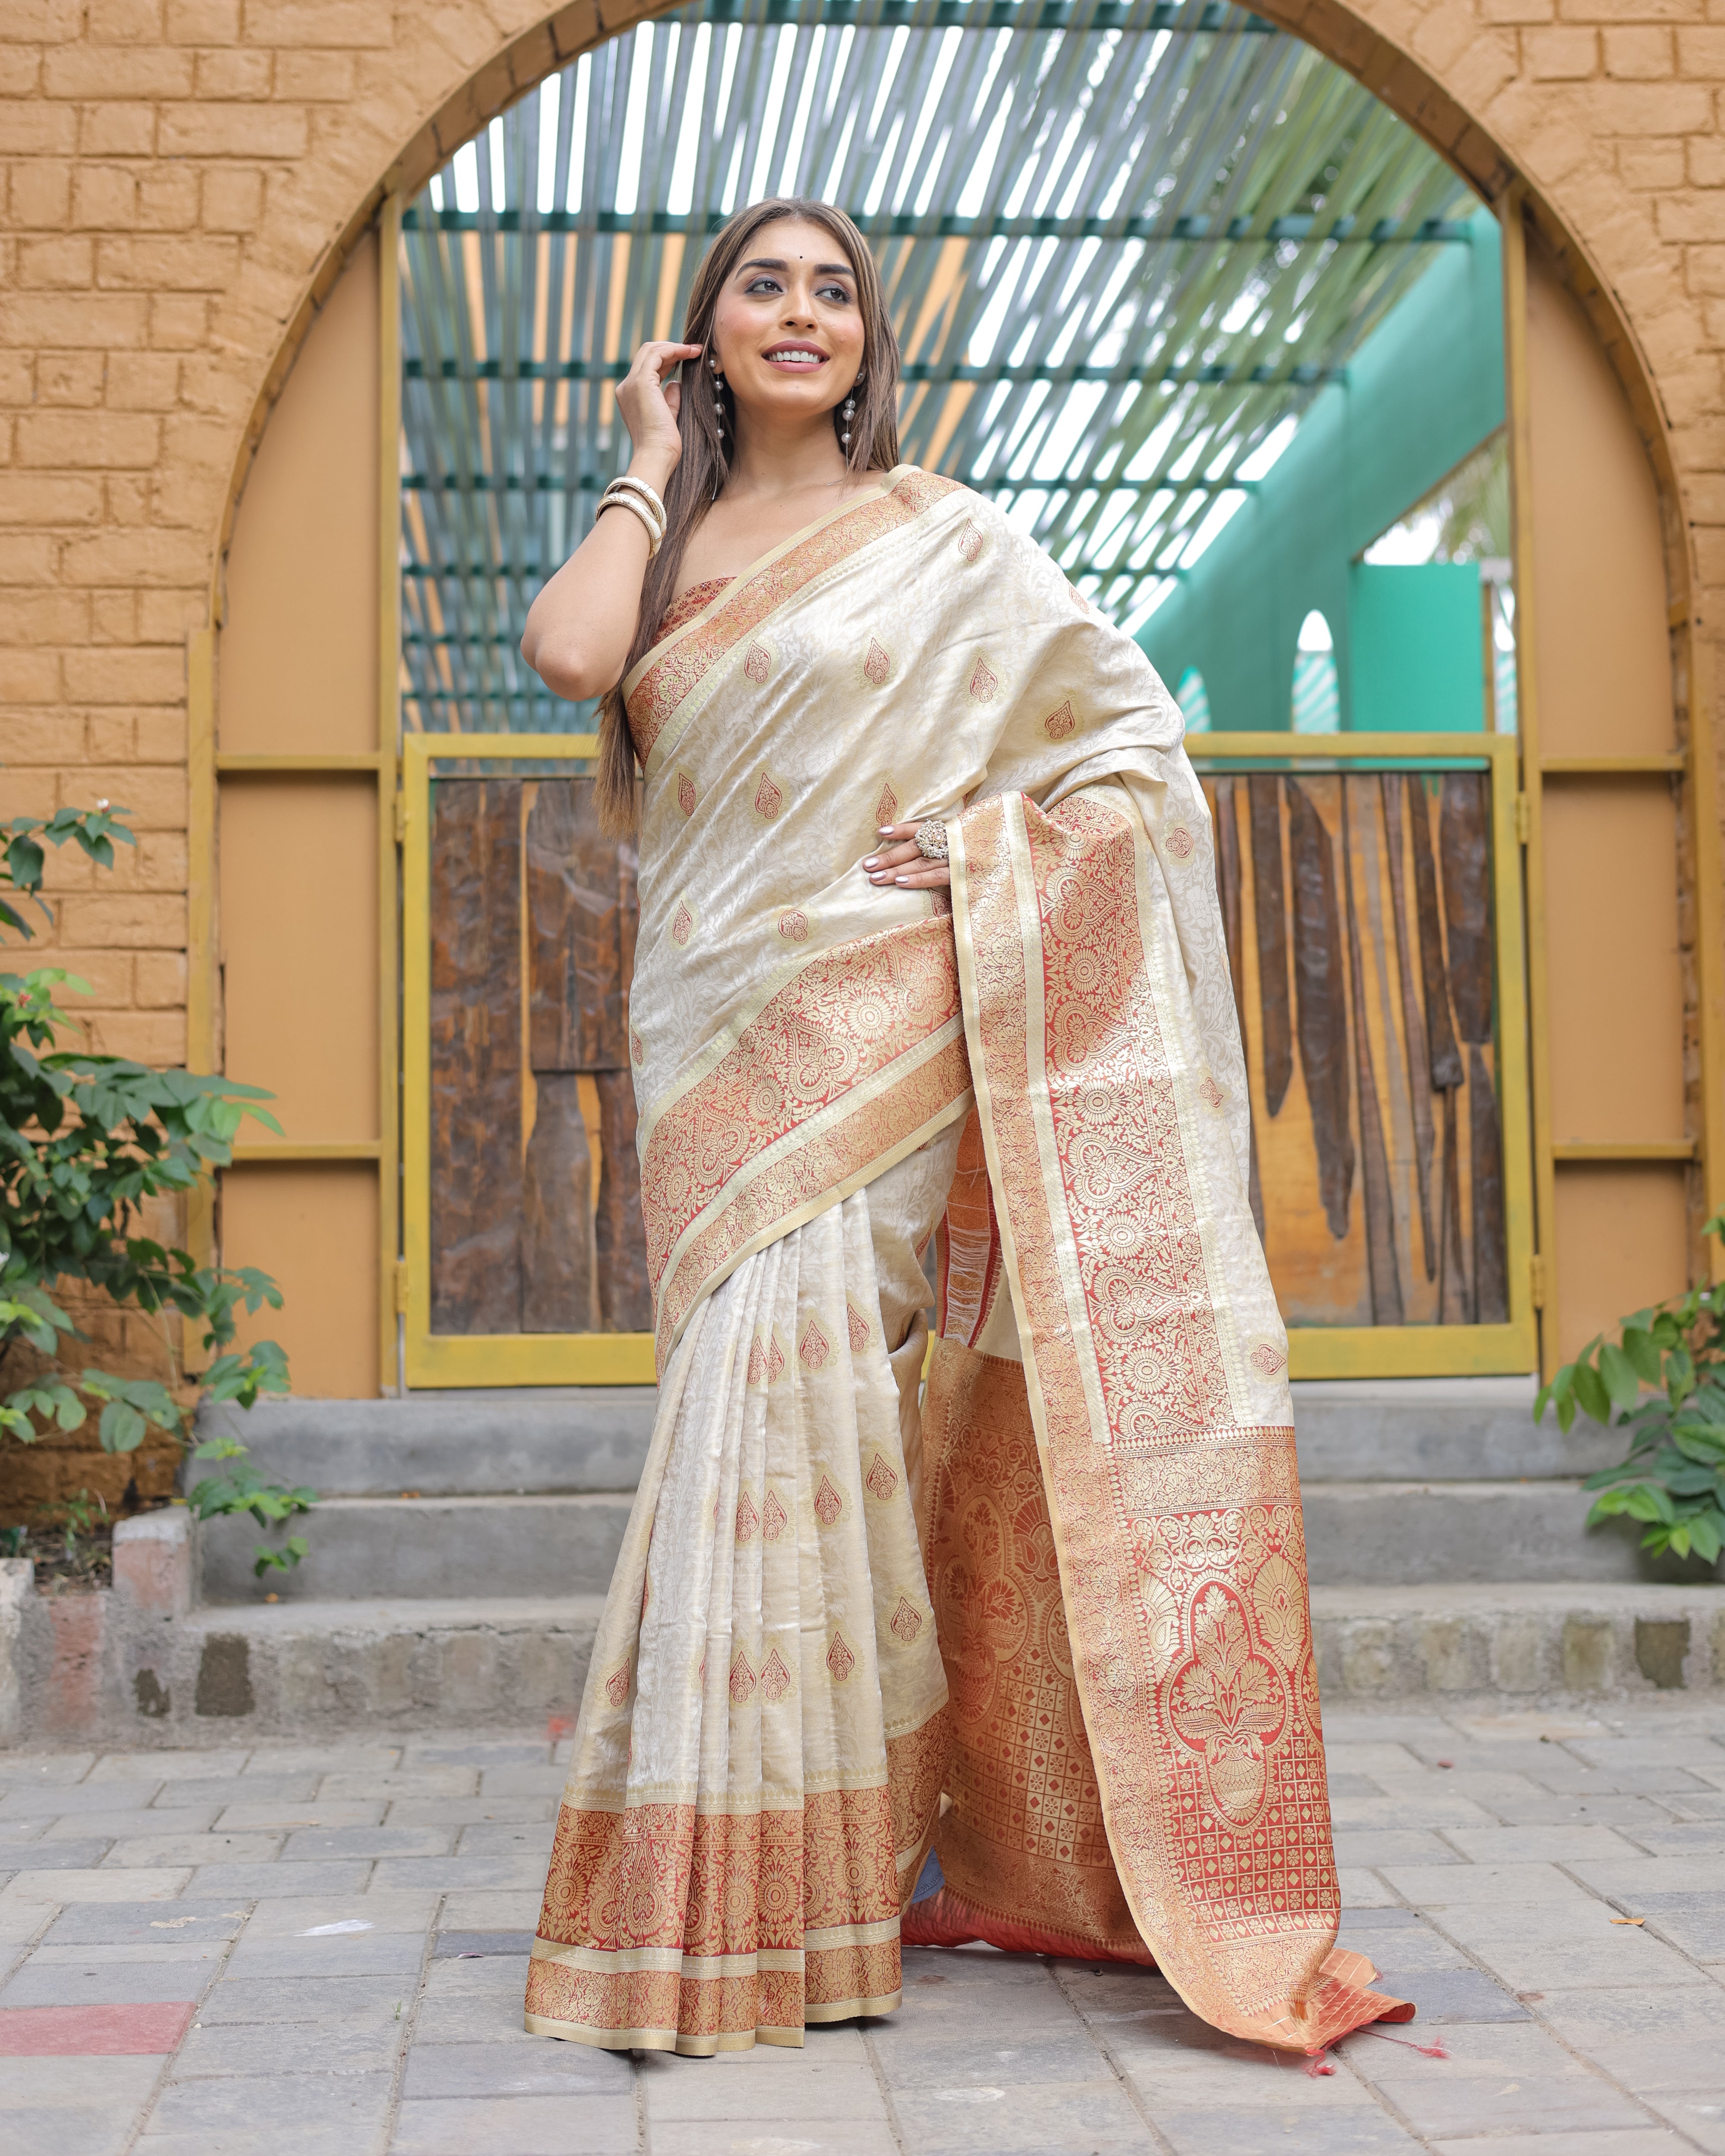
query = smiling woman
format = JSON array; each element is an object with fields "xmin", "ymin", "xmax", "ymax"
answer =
[
  {"xmin": 516, "ymin": 194, "xmax": 1414, "ymax": 2064},
  {"xmin": 519, "ymin": 197, "xmax": 903, "ymax": 830}
]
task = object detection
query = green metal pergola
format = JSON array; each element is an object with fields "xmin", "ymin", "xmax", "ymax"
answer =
[{"xmin": 398, "ymin": 0, "xmax": 1477, "ymax": 730}]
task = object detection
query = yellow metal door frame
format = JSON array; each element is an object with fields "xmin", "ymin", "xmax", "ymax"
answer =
[
  {"xmin": 1190, "ymin": 731, "xmax": 1538, "ymax": 1379},
  {"xmin": 400, "ymin": 731, "xmax": 658, "ymax": 1386}
]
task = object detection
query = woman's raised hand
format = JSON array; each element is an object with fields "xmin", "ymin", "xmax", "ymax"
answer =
[
  {"xmin": 519, "ymin": 338, "xmax": 702, "ymax": 700},
  {"xmin": 863, "ymin": 821, "xmax": 950, "ymax": 891},
  {"xmin": 617, "ymin": 341, "xmax": 703, "ymax": 479}
]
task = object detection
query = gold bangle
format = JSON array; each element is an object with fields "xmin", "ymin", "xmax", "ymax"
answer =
[{"xmin": 597, "ymin": 490, "xmax": 662, "ymax": 558}]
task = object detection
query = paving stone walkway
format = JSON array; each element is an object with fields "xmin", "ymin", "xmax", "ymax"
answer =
[{"xmin": 1, "ymin": 1695, "xmax": 1722, "ymax": 2156}]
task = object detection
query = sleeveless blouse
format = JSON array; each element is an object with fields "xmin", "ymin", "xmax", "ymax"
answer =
[{"xmin": 656, "ymin": 577, "xmax": 734, "ymax": 643}]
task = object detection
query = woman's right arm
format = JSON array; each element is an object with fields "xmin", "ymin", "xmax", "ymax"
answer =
[{"xmin": 519, "ymin": 339, "xmax": 701, "ymax": 701}]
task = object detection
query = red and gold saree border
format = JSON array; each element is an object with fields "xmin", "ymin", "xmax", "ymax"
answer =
[
  {"xmin": 643, "ymin": 916, "xmax": 972, "ymax": 1366},
  {"xmin": 624, "ymin": 465, "xmax": 963, "ymax": 770},
  {"xmin": 948, "ymin": 788, "xmax": 1410, "ymax": 2053},
  {"xmin": 526, "ymin": 1734, "xmax": 945, "ymax": 2053}
]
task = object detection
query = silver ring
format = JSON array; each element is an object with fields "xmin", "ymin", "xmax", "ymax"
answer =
[{"xmin": 914, "ymin": 819, "xmax": 949, "ymax": 863}]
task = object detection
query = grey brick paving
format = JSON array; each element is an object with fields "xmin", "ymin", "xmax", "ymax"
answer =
[
  {"xmin": 0, "ymin": 1698, "xmax": 1721, "ymax": 2154},
  {"xmin": 44, "ymin": 1806, "xmax": 223, "ymax": 1838},
  {"xmin": 215, "ymin": 1800, "xmax": 386, "ymax": 1830}
]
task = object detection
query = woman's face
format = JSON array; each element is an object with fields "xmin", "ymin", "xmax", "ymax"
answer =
[{"xmin": 708, "ymin": 216, "xmax": 866, "ymax": 431}]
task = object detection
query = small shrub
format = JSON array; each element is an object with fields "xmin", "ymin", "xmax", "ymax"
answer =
[
  {"xmin": 1, "ymin": 803, "xmax": 316, "ymax": 1579},
  {"xmin": 1535, "ymin": 1210, "xmax": 1725, "ymax": 1566}
]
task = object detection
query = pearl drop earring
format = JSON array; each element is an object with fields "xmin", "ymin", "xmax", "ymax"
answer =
[
  {"xmin": 840, "ymin": 372, "xmax": 863, "ymax": 451},
  {"xmin": 711, "ymin": 354, "xmax": 726, "ymax": 441}
]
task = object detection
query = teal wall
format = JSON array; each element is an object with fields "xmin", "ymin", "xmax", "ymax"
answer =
[
  {"xmin": 1139, "ymin": 208, "xmax": 1503, "ymax": 733},
  {"xmin": 1350, "ymin": 561, "xmax": 1484, "ymax": 732}
]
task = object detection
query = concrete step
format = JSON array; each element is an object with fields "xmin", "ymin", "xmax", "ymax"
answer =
[
  {"xmin": 198, "ymin": 1376, "xmax": 1621, "ymax": 1498},
  {"xmin": 1312, "ymin": 1581, "xmax": 1725, "ymax": 1701},
  {"xmin": 188, "ymin": 1377, "xmax": 1695, "ymax": 1614},
  {"xmin": 195, "ymin": 1494, "xmax": 635, "ymax": 1606},
  {"xmin": 1287, "ymin": 1376, "xmax": 1622, "ymax": 1480},
  {"xmin": 7, "ymin": 1570, "xmax": 608, "ymax": 1744},
  {"xmin": 1301, "ymin": 1480, "xmax": 1649, "ymax": 1586},
  {"xmin": 14, "ymin": 1550, "xmax": 1721, "ymax": 1750},
  {"xmin": 195, "ymin": 1479, "xmax": 1650, "ymax": 1609},
  {"xmin": 196, "ymin": 1388, "xmax": 656, "ymax": 1497},
  {"xmin": 176, "ymin": 1593, "xmax": 607, "ymax": 1737}
]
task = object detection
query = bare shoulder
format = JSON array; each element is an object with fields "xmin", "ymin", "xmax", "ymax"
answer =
[{"xmin": 679, "ymin": 469, "xmax": 898, "ymax": 585}]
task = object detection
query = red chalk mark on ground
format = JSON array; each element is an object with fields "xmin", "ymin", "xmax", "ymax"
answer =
[{"xmin": 0, "ymin": 2001, "xmax": 196, "ymax": 2056}]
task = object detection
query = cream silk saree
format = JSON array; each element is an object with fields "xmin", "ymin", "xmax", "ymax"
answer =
[{"xmin": 524, "ymin": 465, "xmax": 1412, "ymax": 2057}]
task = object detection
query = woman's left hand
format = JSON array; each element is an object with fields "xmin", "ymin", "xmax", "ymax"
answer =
[{"xmin": 863, "ymin": 821, "xmax": 950, "ymax": 890}]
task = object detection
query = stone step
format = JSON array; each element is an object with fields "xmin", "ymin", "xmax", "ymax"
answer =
[
  {"xmin": 176, "ymin": 1593, "xmax": 608, "ymax": 1738},
  {"xmin": 13, "ymin": 1555, "xmax": 1721, "ymax": 1750},
  {"xmin": 195, "ymin": 1494, "xmax": 635, "ymax": 1606},
  {"xmin": 1312, "ymin": 1581, "xmax": 1725, "ymax": 1701},
  {"xmin": 197, "ymin": 1375, "xmax": 1624, "ymax": 1499},
  {"xmin": 195, "ymin": 1477, "xmax": 1647, "ymax": 1608},
  {"xmin": 196, "ymin": 1388, "xmax": 656, "ymax": 1498}
]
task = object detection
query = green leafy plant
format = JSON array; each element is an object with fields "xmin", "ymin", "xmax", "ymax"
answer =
[
  {"xmin": 186, "ymin": 1434, "xmax": 314, "ymax": 1577},
  {"xmin": 1535, "ymin": 1210, "xmax": 1725, "ymax": 1566},
  {"xmin": 57, "ymin": 1485, "xmax": 108, "ymax": 1565},
  {"xmin": 1, "ymin": 803, "xmax": 315, "ymax": 1574}
]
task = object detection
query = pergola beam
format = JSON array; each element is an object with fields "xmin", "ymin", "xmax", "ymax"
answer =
[{"xmin": 401, "ymin": 207, "xmax": 1472, "ymax": 244}]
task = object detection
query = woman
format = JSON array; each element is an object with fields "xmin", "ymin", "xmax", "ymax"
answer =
[{"xmin": 518, "ymin": 197, "xmax": 1411, "ymax": 2059}]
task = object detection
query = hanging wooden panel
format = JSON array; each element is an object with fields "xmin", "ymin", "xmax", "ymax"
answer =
[
  {"xmin": 428, "ymin": 777, "xmax": 524, "ymax": 1333},
  {"xmin": 405, "ymin": 737, "xmax": 656, "ymax": 1385}
]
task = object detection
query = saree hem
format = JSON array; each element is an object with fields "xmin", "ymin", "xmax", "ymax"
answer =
[
  {"xmin": 805, "ymin": 1990, "xmax": 901, "ymax": 2023},
  {"xmin": 902, "ymin": 1888, "xmax": 1156, "ymax": 1966},
  {"xmin": 524, "ymin": 2015, "xmax": 808, "ymax": 2054}
]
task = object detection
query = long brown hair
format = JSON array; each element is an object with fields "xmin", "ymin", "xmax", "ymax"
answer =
[{"xmin": 594, "ymin": 197, "xmax": 902, "ymax": 830}]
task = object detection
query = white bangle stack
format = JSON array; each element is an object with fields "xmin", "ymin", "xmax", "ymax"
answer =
[{"xmin": 598, "ymin": 474, "xmax": 667, "ymax": 558}]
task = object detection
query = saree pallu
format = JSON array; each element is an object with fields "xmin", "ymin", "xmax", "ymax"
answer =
[{"xmin": 527, "ymin": 465, "xmax": 1411, "ymax": 2056}]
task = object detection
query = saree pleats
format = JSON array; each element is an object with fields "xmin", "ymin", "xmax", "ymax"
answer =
[
  {"xmin": 527, "ymin": 1154, "xmax": 953, "ymax": 2054},
  {"xmin": 910, "ymin": 1340, "xmax": 1155, "ymax": 1965}
]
